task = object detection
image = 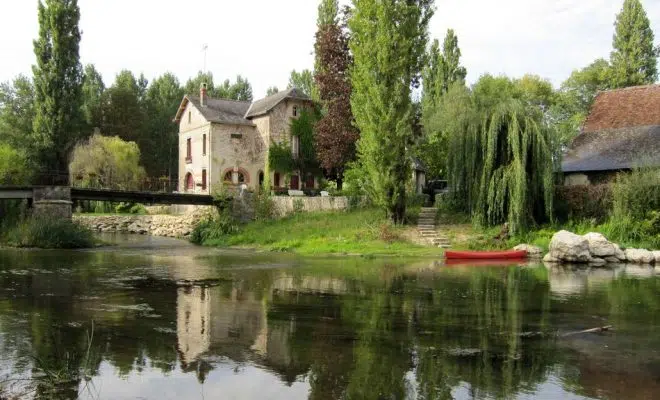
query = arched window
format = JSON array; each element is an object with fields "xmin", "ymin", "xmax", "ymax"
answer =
[
  {"xmin": 185, "ymin": 173, "xmax": 194, "ymax": 191},
  {"xmin": 224, "ymin": 171, "xmax": 233, "ymax": 183},
  {"xmin": 237, "ymin": 172, "xmax": 246, "ymax": 184}
]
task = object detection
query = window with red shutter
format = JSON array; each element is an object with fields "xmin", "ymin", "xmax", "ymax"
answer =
[{"xmin": 290, "ymin": 175, "xmax": 299, "ymax": 190}]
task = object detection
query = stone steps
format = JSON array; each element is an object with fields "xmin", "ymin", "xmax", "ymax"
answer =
[{"xmin": 416, "ymin": 207, "xmax": 451, "ymax": 249}]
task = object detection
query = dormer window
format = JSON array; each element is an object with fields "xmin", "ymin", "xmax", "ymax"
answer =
[{"xmin": 293, "ymin": 106, "xmax": 298, "ymax": 117}]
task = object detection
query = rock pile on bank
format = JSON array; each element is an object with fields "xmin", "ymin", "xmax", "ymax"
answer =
[
  {"xmin": 74, "ymin": 206, "xmax": 218, "ymax": 238},
  {"xmin": 543, "ymin": 230, "xmax": 659, "ymax": 266}
]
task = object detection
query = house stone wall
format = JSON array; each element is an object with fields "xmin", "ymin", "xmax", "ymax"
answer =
[
  {"xmin": 267, "ymin": 100, "xmax": 314, "ymax": 188},
  {"xmin": 178, "ymin": 102, "xmax": 212, "ymax": 194},
  {"xmin": 210, "ymin": 123, "xmax": 266, "ymax": 192}
]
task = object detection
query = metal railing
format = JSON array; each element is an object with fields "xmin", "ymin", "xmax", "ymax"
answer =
[{"xmin": 30, "ymin": 171, "xmax": 178, "ymax": 193}]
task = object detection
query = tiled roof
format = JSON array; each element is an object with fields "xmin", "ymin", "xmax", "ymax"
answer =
[
  {"xmin": 562, "ymin": 85, "xmax": 660, "ymax": 173},
  {"xmin": 582, "ymin": 84, "xmax": 660, "ymax": 133},
  {"xmin": 186, "ymin": 95, "xmax": 253, "ymax": 126},
  {"xmin": 245, "ymin": 87, "xmax": 311, "ymax": 118},
  {"xmin": 562, "ymin": 126, "xmax": 660, "ymax": 172}
]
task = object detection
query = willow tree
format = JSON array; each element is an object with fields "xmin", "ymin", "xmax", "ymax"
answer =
[
  {"xmin": 349, "ymin": 0, "xmax": 434, "ymax": 223},
  {"xmin": 448, "ymin": 99, "xmax": 554, "ymax": 234}
]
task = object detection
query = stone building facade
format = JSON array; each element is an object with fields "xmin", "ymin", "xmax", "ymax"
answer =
[{"xmin": 174, "ymin": 86, "xmax": 314, "ymax": 194}]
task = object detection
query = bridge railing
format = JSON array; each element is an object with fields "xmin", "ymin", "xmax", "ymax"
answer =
[{"xmin": 31, "ymin": 172, "xmax": 179, "ymax": 193}]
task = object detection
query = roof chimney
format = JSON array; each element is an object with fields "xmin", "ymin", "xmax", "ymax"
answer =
[{"xmin": 200, "ymin": 83, "xmax": 208, "ymax": 107}]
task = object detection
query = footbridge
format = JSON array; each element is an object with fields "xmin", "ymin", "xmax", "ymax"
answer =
[{"xmin": 0, "ymin": 186, "xmax": 215, "ymax": 219}]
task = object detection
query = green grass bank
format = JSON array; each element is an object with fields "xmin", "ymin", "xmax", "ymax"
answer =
[{"xmin": 192, "ymin": 208, "xmax": 443, "ymax": 257}]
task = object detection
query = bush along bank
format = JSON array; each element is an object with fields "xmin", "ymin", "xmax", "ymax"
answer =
[{"xmin": 2, "ymin": 215, "xmax": 96, "ymax": 249}]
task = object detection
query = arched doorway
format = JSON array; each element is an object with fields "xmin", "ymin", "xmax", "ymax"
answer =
[
  {"xmin": 258, "ymin": 171, "xmax": 265, "ymax": 187},
  {"xmin": 185, "ymin": 173, "xmax": 194, "ymax": 192}
]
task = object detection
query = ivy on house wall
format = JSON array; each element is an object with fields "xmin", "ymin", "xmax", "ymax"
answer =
[{"xmin": 268, "ymin": 107, "xmax": 322, "ymax": 182}]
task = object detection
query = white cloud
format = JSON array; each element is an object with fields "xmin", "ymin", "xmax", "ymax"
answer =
[{"xmin": 1, "ymin": 0, "xmax": 660, "ymax": 97}]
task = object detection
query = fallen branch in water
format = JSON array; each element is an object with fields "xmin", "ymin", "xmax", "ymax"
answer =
[{"xmin": 561, "ymin": 325, "xmax": 613, "ymax": 338}]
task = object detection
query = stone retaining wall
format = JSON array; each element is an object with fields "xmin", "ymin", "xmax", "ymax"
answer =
[
  {"xmin": 74, "ymin": 206, "xmax": 217, "ymax": 238},
  {"xmin": 76, "ymin": 196, "xmax": 351, "ymax": 238},
  {"xmin": 272, "ymin": 196, "xmax": 349, "ymax": 217}
]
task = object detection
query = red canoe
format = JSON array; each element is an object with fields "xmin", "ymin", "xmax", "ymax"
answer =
[{"xmin": 445, "ymin": 250, "xmax": 528, "ymax": 260}]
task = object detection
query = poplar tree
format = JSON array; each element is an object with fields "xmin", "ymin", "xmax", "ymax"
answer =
[
  {"xmin": 420, "ymin": 29, "xmax": 467, "ymax": 178},
  {"xmin": 314, "ymin": 0, "xmax": 358, "ymax": 190},
  {"xmin": 350, "ymin": 0, "xmax": 434, "ymax": 223},
  {"xmin": 609, "ymin": 0, "xmax": 659, "ymax": 88},
  {"xmin": 32, "ymin": 0, "xmax": 84, "ymax": 178},
  {"xmin": 81, "ymin": 64, "xmax": 105, "ymax": 132}
]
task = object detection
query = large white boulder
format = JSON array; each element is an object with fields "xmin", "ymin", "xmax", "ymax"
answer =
[
  {"xmin": 613, "ymin": 244, "xmax": 627, "ymax": 261},
  {"xmin": 514, "ymin": 244, "xmax": 543, "ymax": 257},
  {"xmin": 583, "ymin": 232, "xmax": 616, "ymax": 257},
  {"xmin": 652, "ymin": 251, "xmax": 660, "ymax": 264},
  {"xmin": 549, "ymin": 230, "xmax": 591, "ymax": 263},
  {"xmin": 624, "ymin": 248, "xmax": 654, "ymax": 264}
]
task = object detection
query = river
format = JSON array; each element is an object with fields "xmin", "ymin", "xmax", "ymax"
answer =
[{"xmin": 0, "ymin": 234, "xmax": 658, "ymax": 399}]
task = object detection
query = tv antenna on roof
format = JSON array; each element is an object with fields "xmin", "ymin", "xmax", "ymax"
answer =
[{"xmin": 202, "ymin": 44, "xmax": 209, "ymax": 73}]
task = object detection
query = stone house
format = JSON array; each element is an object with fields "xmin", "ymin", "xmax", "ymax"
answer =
[
  {"xmin": 563, "ymin": 84, "xmax": 660, "ymax": 186},
  {"xmin": 174, "ymin": 86, "xmax": 314, "ymax": 194}
]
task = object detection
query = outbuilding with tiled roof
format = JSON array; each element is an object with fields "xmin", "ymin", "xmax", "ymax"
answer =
[{"xmin": 562, "ymin": 84, "xmax": 660, "ymax": 186}]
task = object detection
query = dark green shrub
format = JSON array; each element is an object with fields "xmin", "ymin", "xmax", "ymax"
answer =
[
  {"xmin": 611, "ymin": 167, "xmax": 660, "ymax": 220},
  {"xmin": 555, "ymin": 184, "xmax": 612, "ymax": 222},
  {"xmin": 115, "ymin": 202, "xmax": 147, "ymax": 215},
  {"xmin": 5, "ymin": 216, "xmax": 95, "ymax": 249},
  {"xmin": 190, "ymin": 213, "xmax": 238, "ymax": 245},
  {"xmin": 253, "ymin": 191, "xmax": 276, "ymax": 221}
]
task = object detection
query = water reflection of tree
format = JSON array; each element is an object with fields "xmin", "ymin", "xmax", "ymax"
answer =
[{"xmin": 1, "ymin": 249, "xmax": 660, "ymax": 399}]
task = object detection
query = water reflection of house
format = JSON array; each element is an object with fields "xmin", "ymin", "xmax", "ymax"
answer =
[
  {"xmin": 174, "ymin": 274, "xmax": 348, "ymax": 381},
  {"xmin": 177, "ymin": 286, "xmax": 211, "ymax": 365}
]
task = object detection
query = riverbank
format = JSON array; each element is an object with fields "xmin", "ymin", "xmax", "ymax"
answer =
[
  {"xmin": 440, "ymin": 211, "xmax": 660, "ymax": 255},
  {"xmin": 1, "ymin": 215, "xmax": 97, "ymax": 249},
  {"xmin": 193, "ymin": 208, "xmax": 444, "ymax": 257}
]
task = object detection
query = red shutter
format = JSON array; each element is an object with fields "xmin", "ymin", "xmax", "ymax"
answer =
[
  {"xmin": 305, "ymin": 175, "xmax": 314, "ymax": 189},
  {"xmin": 202, "ymin": 169, "xmax": 207, "ymax": 190},
  {"xmin": 274, "ymin": 173, "xmax": 281, "ymax": 188},
  {"xmin": 186, "ymin": 138, "xmax": 192, "ymax": 162},
  {"xmin": 290, "ymin": 175, "xmax": 299, "ymax": 190}
]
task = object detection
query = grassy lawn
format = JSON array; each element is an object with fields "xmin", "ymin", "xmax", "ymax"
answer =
[{"xmin": 201, "ymin": 208, "xmax": 444, "ymax": 257}]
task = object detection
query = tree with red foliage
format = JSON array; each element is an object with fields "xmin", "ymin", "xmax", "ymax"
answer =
[{"xmin": 314, "ymin": 2, "xmax": 358, "ymax": 190}]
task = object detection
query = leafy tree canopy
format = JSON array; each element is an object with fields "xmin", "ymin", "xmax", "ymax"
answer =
[
  {"xmin": 32, "ymin": 0, "xmax": 85, "ymax": 175},
  {"xmin": 69, "ymin": 134, "xmax": 146, "ymax": 190},
  {"xmin": 350, "ymin": 0, "xmax": 434, "ymax": 223},
  {"xmin": 288, "ymin": 69, "xmax": 319, "ymax": 101},
  {"xmin": 0, "ymin": 75, "xmax": 35, "ymax": 149},
  {"xmin": 81, "ymin": 64, "xmax": 105, "ymax": 132},
  {"xmin": 610, "ymin": 0, "xmax": 659, "ymax": 88}
]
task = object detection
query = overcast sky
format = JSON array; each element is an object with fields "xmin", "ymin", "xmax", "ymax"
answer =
[{"xmin": 2, "ymin": 0, "xmax": 660, "ymax": 99}]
